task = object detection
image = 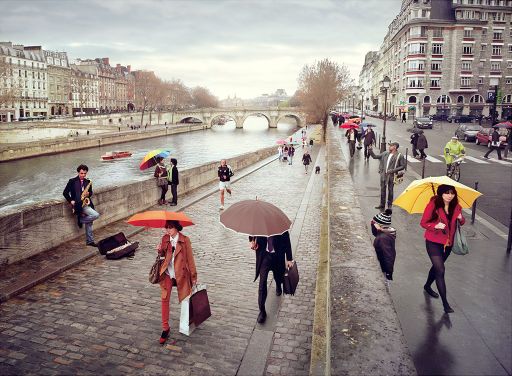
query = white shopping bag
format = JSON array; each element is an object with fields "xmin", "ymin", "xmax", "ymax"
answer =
[{"xmin": 179, "ymin": 284, "xmax": 206, "ymax": 336}]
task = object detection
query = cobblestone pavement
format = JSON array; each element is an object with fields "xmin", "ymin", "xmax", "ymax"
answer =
[{"xmin": 0, "ymin": 130, "xmax": 325, "ymax": 375}]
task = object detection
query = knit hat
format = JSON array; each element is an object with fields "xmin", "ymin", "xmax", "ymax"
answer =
[
  {"xmin": 437, "ymin": 184, "xmax": 455, "ymax": 196},
  {"xmin": 373, "ymin": 209, "xmax": 392, "ymax": 226}
]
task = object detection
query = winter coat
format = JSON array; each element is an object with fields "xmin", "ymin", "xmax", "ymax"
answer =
[
  {"xmin": 410, "ymin": 133, "xmax": 419, "ymax": 147},
  {"xmin": 417, "ymin": 134, "xmax": 428, "ymax": 149},
  {"xmin": 363, "ymin": 130, "xmax": 376, "ymax": 146},
  {"xmin": 158, "ymin": 232, "xmax": 197, "ymax": 303},
  {"xmin": 371, "ymin": 223, "xmax": 396, "ymax": 278},
  {"xmin": 420, "ymin": 197, "xmax": 465, "ymax": 246}
]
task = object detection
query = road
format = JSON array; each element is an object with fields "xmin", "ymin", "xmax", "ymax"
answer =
[{"xmin": 365, "ymin": 117, "xmax": 512, "ymax": 227}]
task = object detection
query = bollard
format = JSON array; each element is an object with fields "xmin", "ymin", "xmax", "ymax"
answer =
[
  {"xmin": 405, "ymin": 147, "xmax": 408, "ymax": 171},
  {"xmin": 507, "ymin": 206, "xmax": 511, "ymax": 253},
  {"xmin": 471, "ymin": 181, "xmax": 479, "ymax": 224},
  {"xmin": 421, "ymin": 157, "xmax": 426, "ymax": 179},
  {"xmin": 378, "ymin": 134, "xmax": 381, "ymax": 151}
]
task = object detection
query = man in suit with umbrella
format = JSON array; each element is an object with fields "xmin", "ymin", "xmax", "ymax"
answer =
[{"xmin": 249, "ymin": 232, "xmax": 294, "ymax": 324}]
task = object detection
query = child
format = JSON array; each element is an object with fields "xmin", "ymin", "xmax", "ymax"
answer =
[{"xmin": 370, "ymin": 209, "xmax": 396, "ymax": 281}]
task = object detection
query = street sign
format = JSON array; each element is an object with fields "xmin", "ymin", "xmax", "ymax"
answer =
[{"xmin": 487, "ymin": 91, "xmax": 495, "ymax": 103}]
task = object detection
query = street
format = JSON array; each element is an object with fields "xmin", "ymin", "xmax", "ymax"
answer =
[{"xmin": 336, "ymin": 121, "xmax": 512, "ymax": 375}]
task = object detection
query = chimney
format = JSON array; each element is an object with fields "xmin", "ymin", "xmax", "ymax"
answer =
[
  {"xmin": 103, "ymin": 57, "xmax": 110, "ymax": 66},
  {"xmin": 127, "ymin": 65, "xmax": 131, "ymax": 72}
]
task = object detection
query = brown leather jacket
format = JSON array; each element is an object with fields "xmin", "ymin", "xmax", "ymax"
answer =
[{"xmin": 158, "ymin": 232, "xmax": 197, "ymax": 302}]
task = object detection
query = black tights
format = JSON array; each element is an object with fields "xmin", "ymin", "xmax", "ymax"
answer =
[{"xmin": 425, "ymin": 240, "xmax": 452, "ymax": 307}]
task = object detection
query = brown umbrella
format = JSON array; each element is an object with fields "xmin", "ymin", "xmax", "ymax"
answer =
[{"xmin": 219, "ymin": 199, "xmax": 292, "ymax": 237}]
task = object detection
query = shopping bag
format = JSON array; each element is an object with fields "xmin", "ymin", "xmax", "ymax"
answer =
[
  {"xmin": 283, "ymin": 261, "xmax": 299, "ymax": 295},
  {"xmin": 451, "ymin": 220, "xmax": 469, "ymax": 255},
  {"xmin": 190, "ymin": 288, "xmax": 211, "ymax": 327},
  {"xmin": 179, "ymin": 284, "xmax": 208, "ymax": 336}
]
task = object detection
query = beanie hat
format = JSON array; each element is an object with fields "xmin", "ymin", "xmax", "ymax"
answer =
[
  {"xmin": 373, "ymin": 209, "xmax": 392, "ymax": 226},
  {"xmin": 437, "ymin": 184, "xmax": 455, "ymax": 196}
]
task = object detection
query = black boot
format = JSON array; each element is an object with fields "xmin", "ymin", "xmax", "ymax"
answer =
[
  {"xmin": 257, "ymin": 311, "xmax": 267, "ymax": 324},
  {"xmin": 424, "ymin": 285, "xmax": 439, "ymax": 298}
]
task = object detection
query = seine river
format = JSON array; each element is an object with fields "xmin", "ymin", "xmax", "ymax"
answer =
[{"xmin": 0, "ymin": 117, "xmax": 298, "ymax": 213}]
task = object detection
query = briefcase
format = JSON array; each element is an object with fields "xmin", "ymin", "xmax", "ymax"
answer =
[
  {"xmin": 283, "ymin": 261, "xmax": 299, "ymax": 295},
  {"xmin": 97, "ymin": 232, "xmax": 139, "ymax": 259}
]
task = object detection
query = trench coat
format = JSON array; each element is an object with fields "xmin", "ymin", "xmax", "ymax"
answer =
[{"xmin": 158, "ymin": 232, "xmax": 197, "ymax": 303}]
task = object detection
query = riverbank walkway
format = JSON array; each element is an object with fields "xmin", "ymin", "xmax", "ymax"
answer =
[{"xmin": 0, "ymin": 127, "xmax": 328, "ymax": 375}]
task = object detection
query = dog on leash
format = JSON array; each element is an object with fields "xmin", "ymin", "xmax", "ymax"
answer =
[{"xmin": 315, "ymin": 166, "xmax": 321, "ymax": 174}]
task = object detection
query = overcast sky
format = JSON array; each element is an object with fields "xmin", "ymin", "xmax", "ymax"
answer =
[{"xmin": 0, "ymin": 0, "xmax": 401, "ymax": 99}]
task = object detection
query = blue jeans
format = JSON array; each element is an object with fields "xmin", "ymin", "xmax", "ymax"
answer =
[
  {"xmin": 288, "ymin": 155, "xmax": 293, "ymax": 165},
  {"xmin": 81, "ymin": 206, "xmax": 100, "ymax": 244}
]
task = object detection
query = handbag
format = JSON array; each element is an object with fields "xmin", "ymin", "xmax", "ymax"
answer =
[
  {"xmin": 451, "ymin": 220, "xmax": 469, "ymax": 255},
  {"xmin": 157, "ymin": 177, "xmax": 168, "ymax": 187},
  {"xmin": 283, "ymin": 261, "xmax": 299, "ymax": 295},
  {"xmin": 392, "ymin": 153, "xmax": 404, "ymax": 185},
  {"xmin": 179, "ymin": 284, "xmax": 209, "ymax": 336},
  {"xmin": 149, "ymin": 255, "xmax": 163, "ymax": 284}
]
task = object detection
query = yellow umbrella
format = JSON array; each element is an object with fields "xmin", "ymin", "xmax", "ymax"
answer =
[{"xmin": 393, "ymin": 175, "xmax": 482, "ymax": 214}]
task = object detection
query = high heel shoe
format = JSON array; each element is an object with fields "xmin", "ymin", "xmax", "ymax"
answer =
[
  {"xmin": 423, "ymin": 285, "xmax": 439, "ymax": 299},
  {"xmin": 159, "ymin": 329, "xmax": 170, "ymax": 344}
]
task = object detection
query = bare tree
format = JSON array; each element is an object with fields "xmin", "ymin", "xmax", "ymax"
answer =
[
  {"xmin": 191, "ymin": 86, "xmax": 219, "ymax": 108},
  {"xmin": 134, "ymin": 70, "xmax": 159, "ymax": 126},
  {"xmin": 72, "ymin": 68, "xmax": 94, "ymax": 116},
  {"xmin": 289, "ymin": 90, "xmax": 302, "ymax": 107},
  {"xmin": 0, "ymin": 58, "xmax": 20, "ymax": 110},
  {"xmin": 297, "ymin": 59, "xmax": 352, "ymax": 140}
]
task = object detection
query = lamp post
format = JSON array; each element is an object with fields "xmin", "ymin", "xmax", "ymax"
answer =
[
  {"xmin": 490, "ymin": 78, "xmax": 499, "ymax": 125},
  {"xmin": 380, "ymin": 75, "xmax": 391, "ymax": 152},
  {"xmin": 352, "ymin": 94, "xmax": 356, "ymax": 113},
  {"xmin": 360, "ymin": 88, "xmax": 365, "ymax": 119}
]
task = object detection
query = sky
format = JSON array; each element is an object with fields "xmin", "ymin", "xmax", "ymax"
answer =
[{"xmin": 0, "ymin": 0, "xmax": 402, "ymax": 99}]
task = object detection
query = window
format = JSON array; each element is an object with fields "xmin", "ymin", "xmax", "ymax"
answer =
[
  {"xmin": 491, "ymin": 62, "xmax": 501, "ymax": 70},
  {"xmin": 478, "ymin": 77, "xmax": 484, "ymax": 84},
  {"xmin": 432, "ymin": 27, "xmax": 443, "ymax": 37},
  {"xmin": 424, "ymin": 95, "xmax": 431, "ymax": 103},
  {"xmin": 482, "ymin": 28, "xmax": 487, "ymax": 36},
  {"xmin": 464, "ymin": 29, "xmax": 473, "ymax": 38},
  {"xmin": 508, "ymin": 61, "xmax": 512, "ymax": 68},
  {"xmin": 492, "ymin": 45, "xmax": 502, "ymax": 55},
  {"xmin": 481, "ymin": 44, "xmax": 487, "ymax": 51},
  {"xmin": 461, "ymin": 77, "xmax": 471, "ymax": 87},
  {"xmin": 508, "ymin": 45, "xmax": 512, "ymax": 53},
  {"xmin": 409, "ymin": 43, "xmax": 426, "ymax": 54},
  {"xmin": 407, "ymin": 77, "xmax": 424, "ymax": 88},
  {"xmin": 408, "ymin": 60, "xmax": 425, "ymax": 70},
  {"xmin": 431, "ymin": 78, "xmax": 440, "ymax": 87},
  {"xmin": 409, "ymin": 96, "xmax": 417, "ymax": 103},
  {"xmin": 432, "ymin": 43, "xmax": 443, "ymax": 54},
  {"xmin": 462, "ymin": 61, "xmax": 472, "ymax": 70},
  {"xmin": 493, "ymin": 30, "xmax": 503, "ymax": 40},
  {"xmin": 431, "ymin": 61, "xmax": 441, "ymax": 71},
  {"xmin": 457, "ymin": 96, "xmax": 464, "ymax": 103},
  {"xmin": 463, "ymin": 45, "xmax": 473, "ymax": 54},
  {"xmin": 470, "ymin": 95, "xmax": 484, "ymax": 103},
  {"xmin": 506, "ymin": 79, "xmax": 512, "ymax": 84}
]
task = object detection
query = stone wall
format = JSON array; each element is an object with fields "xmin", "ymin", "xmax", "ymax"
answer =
[{"xmin": 0, "ymin": 146, "xmax": 276, "ymax": 265}]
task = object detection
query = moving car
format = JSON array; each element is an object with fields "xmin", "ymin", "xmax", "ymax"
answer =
[
  {"xmin": 454, "ymin": 124, "xmax": 482, "ymax": 141},
  {"xmin": 475, "ymin": 127, "xmax": 509, "ymax": 148},
  {"xmin": 447, "ymin": 114, "xmax": 474, "ymax": 123},
  {"xmin": 413, "ymin": 116, "xmax": 433, "ymax": 129}
]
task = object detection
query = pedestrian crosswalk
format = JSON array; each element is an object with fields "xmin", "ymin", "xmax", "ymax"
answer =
[{"xmin": 405, "ymin": 154, "xmax": 511, "ymax": 166}]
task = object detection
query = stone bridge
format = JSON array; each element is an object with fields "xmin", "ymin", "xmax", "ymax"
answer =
[{"xmin": 174, "ymin": 107, "xmax": 305, "ymax": 128}]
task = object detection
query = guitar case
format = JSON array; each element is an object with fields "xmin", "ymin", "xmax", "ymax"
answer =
[{"xmin": 97, "ymin": 232, "xmax": 139, "ymax": 260}]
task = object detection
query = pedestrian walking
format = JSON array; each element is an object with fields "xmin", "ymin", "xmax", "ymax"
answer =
[
  {"xmin": 168, "ymin": 158, "xmax": 179, "ymax": 206},
  {"xmin": 218, "ymin": 159, "xmax": 233, "ymax": 210},
  {"xmin": 282, "ymin": 145, "xmax": 289, "ymax": 163},
  {"xmin": 369, "ymin": 142, "xmax": 406, "ymax": 210},
  {"xmin": 371, "ymin": 209, "xmax": 396, "ymax": 281},
  {"xmin": 417, "ymin": 130, "xmax": 428, "ymax": 159},
  {"xmin": 504, "ymin": 128, "xmax": 512, "ymax": 159},
  {"xmin": 157, "ymin": 220, "xmax": 198, "ymax": 344},
  {"xmin": 62, "ymin": 164, "xmax": 100, "ymax": 247},
  {"xmin": 363, "ymin": 127, "xmax": 376, "ymax": 160},
  {"xmin": 401, "ymin": 112, "xmax": 406, "ymax": 123},
  {"xmin": 483, "ymin": 127, "xmax": 503, "ymax": 160},
  {"xmin": 277, "ymin": 145, "xmax": 283, "ymax": 162},
  {"xmin": 410, "ymin": 132, "xmax": 419, "ymax": 158},
  {"xmin": 302, "ymin": 150, "xmax": 312, "ymax": 174},
  {"xmin": 420, "ymin": 184, "xmax": 465, "ymax": 314},
  {"xmin": 249, "ymin": 232, "xmax": 294, "ymax": 324},
  {"xmin": 154, "ymin": 157, "xmax": 169, "ymax": 205},
  {"xmin": 345, "ymin": 127, "xmax": 357, "ymax": 158},
  {"xmin": 287, "ymin": 145, "xmax": 295, "ymax": 165}
]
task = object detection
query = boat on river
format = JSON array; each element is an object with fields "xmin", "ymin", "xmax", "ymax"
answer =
[{"xmin": 101, "ymin": 151, "xmax": 132, "ymax": 161}]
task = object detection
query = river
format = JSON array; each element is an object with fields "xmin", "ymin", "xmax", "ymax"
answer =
[{"xmin": 0, "ymin": 117, "xmax": 298, "ymax": 213}]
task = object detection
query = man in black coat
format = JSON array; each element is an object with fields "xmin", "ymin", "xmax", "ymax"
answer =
[
  {"xmin": 168, "ymin": 158, "xmax": 179, "ymax": 206},
  {"xmin": 249, "ymin": 231, "xmax": 294, "ymax": 324},
  {"xmin": 483, "ymin": 127, "xmax": 503, "ymax": 160},
  {"xmin": 63, "ymin": 164, "xmax": 100, "ymax": 246}
]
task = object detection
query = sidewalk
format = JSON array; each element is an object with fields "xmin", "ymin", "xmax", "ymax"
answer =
[
  {"xmin": 334, "ymin": 125, "xmax": 512, "ymax": 375},
  {"xmin": 0, "ymin": 128, "xmax": 325, "ymax": 375}
]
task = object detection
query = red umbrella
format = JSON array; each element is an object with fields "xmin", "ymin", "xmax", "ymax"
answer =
[
  {"xmin": 127, "ymin": 211, "xmax": 194, "ymax": 228},
  {"xmin": 494, "ymin": 121, "xmax": 512, "ymax": 128},
  {"xmin": 339, "ymin": 123, "xmax": 359, "ymax": 129}
]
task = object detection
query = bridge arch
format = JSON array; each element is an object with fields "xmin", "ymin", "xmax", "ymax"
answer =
[
  {"xmin": 210, "ymin": 114, "xmax": 236, "ymax": 127},
  {"xmin": 176, "ymin": 115, "xmax": 204, "ymax": 124},
  {"xmin": 277, "ymin": 113, "xmax": 303, "ymax": 127},
  {"xmin": 241, "ymin": 113, "xmax": 271, "ymax": 128}
]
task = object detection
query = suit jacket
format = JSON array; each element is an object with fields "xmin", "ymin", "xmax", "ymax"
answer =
[
  {"xmin": 369, "ymin": 150, "xmax": 406, "ymax": 176},
  {"xmin": 63, "ymin": 176, "xmax": 94, "ymax": 218},
  {"xmin": 158, "ymin": 232, "xmax": 197, "ymax": 303},
  {"xmin": 249, "ymin": 232, "xmax": 293, "ymax": 282}
]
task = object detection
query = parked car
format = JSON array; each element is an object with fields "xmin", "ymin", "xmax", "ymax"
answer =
[
  {"xmin": 454, "ymin": 124, "xmax": 482, "ymax": 141},
  {"xmin": 475, "ymin": 127, "xmax": 509, "ymax": 148},
  {"xmin": 431, "ymin": 114, "xmax": 448, "ymax": 121},
  {"xmin": 447, "ymin": 114, "xmax": 474, "ymax": 123},
  {"xmin": 413, "ymin": 116, "xmax": 433, "ymax": 129}
]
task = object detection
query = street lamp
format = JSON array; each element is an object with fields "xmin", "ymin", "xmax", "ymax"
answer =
[
  {"xmin": 380, "ymin": 75, "xmax": 391, "ymax": 152},
  {"xmin": 360, "ymin": 88, "xmax": 365, "ymax": 119},
  {"xmin": 490, "ymin": 77, "xmax": 499, "ymax": 125},
  {"xmin": 352, "ymin": 94, "xmax": 356, "ymax": 113}
]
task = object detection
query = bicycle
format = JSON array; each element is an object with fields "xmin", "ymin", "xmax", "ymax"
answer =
[{"xmin": 447, "ymin": 155, "xmax": 464, "ymax": 181}]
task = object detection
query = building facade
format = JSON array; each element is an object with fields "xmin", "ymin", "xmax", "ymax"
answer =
[
  {"xmin": 70, "ymin": 64, "xmax": 99, "ymax": 115},
  {"xmin": 0, "ymin": 42, "xmax": 48, "ymax": 121},
  {"xmin": 359, "ymin": 0, "xmax": 512, "ymax": 120},
  {"xmin": 44, "ymin": 50, "xmax": 71, "ymax": 116}
]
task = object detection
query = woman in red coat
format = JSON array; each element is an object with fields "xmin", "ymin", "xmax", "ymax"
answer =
[
  {"xmin": 420, "ymin": 184, "xmax": 465, "ymax": 313},
  {"xmin": 156, "ymin": 220, "xmax": 197, "ymax": 344}
]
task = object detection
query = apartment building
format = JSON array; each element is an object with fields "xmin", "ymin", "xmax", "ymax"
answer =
[
  {"xmin": 359, "ymin": 0, "xmax": 512, "ymax": 120},
  {"xmin": 44, "ymin": 50, "xmax": 71, "ymax": 116}
]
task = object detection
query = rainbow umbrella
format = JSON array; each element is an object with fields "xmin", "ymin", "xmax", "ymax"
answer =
[{"xmin": 139, "ymin": 149, "xmax": 171, "ymax": 170}]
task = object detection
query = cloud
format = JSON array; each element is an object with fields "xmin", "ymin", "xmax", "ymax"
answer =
[{"xmin": 0, "ymin": 0, "xmax": 401, "ymax": 98}]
